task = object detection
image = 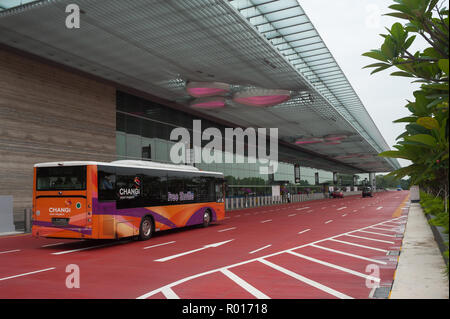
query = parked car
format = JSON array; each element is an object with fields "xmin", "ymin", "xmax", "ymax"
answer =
[
  {"xmin": 362, "ymin": 187, "xmax": 373, "ymax": 198},
  {"xmin": 331, "ymin": 189, "xmax": 344, "ymax": 198}
]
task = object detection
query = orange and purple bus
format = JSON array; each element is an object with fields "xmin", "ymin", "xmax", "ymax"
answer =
[{"xmin": 32, "ymin": 160, "xmax": 225, "ymax": 240}]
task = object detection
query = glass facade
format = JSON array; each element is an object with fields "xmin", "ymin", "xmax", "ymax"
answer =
[{"xmin": 115, "ymin": 91, "xmax": 359, "ymax": 196}]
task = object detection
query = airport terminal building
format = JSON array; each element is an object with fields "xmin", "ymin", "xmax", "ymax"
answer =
[{"xmin": 0, "ymin": 0, "xmax": 400, "ymax": 227}]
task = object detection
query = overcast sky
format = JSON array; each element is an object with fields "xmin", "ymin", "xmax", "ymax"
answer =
[{"xmin": 298, "ymin": 0, "xmax": 429, "ymax": 169}]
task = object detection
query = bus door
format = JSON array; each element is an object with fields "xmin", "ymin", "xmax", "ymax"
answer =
[{"xmin": 34, "ymin": 166, "xmax": 88, "ymax": 231}]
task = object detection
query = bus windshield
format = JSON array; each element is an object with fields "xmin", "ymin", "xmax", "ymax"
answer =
[{"xmin": 36, "ymin": 166, "xmax": 86, "ymax": 191}]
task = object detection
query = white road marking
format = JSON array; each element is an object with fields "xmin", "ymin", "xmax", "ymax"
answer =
[
  {"xmin": 288, "ymin": 251, "xmax": 381, "ymax": 283},
  {"xmin": 258, "ymin": 259, "xmax": 353, "ymax": 299},
  {"xmin": 0, "ymin": 267, "xmax": 56, "ymax": 281},
  {"xmin": 249, "ymin": 244, "xmax": 272, "ymax": 254},
  {"xmin": 221, "ymin": 269, "xmax": 270, "ymax": 299},
  {"xmin": 337, "ymin": 207, "xmax": 347, "ymax": 211},
  {"xmin": 345, "ymin": 234, "xmax": 395, "ymax": 244},
  {"xmin": 298, "ymin": 229, "xmax": 311, "ymax": 235},
  {"xmin": 325, "ymin": 220, "xmax": 333, "ymax": 224},
  {"xmin": 342, "ymin": 214, "xmax": 347, "ymax": 217},
  {"xmin": 330, "ymin": 239, "xmax": 388, "ymax": 252},
  {"xmin": 296, "ymin": 207, "xmax": 310, "ymax": 211},
  {"xmin": 376, "ymin": 207, "xmax": 383, "ymax": 210},
  {"xmin": 143, "ymin": 241, "xmax": 176, "ymax": 250},
  {"xmin": 161, "ymin": 287, "xmax": 180, "ymax": 299},
  {"xmin": 307, "ymin": 210, "xmax": 313, "ymax": 213},
  {"xmin": 218, "ymin": 227, "xmax": 237, "ymax": 233},
  {"xmin": 137, "ymin": 216, "xmax": 405, "ymax": 299},
  {"xmin": 154, "ymin": 239, "xmax": 234, "ymax": 262},
  {"xmin": 288, "ymin": 213, "xmax": 297, "ymax": 217},
  {"xmin": 310, "ymin": 244, "xmax": 387, "ymax": 265},
  {"xmin": 260, "ymin": 219, "xmax": 272, "ymax": 223},
  {"xmin": 0, "ymin": 249, "xmax": 20, "ymax": 255},
  {"xmin": 52, "ymin": 243, "xmax": 114, "ymax": 255},
  {"xmin": 41, "ymin": 242, "xmax": 68, "ymax": 248},
  {"xmin": 369, "ymin": 227, "xmax": 399, "ymax": 232},
  {"xmin": 357, "ymin": 230, "xmax": 397, "ymax": 238}
]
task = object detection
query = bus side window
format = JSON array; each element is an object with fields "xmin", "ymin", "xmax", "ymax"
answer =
[{"xmin": 98, "ymin": 166, "xmax": 116, "ymax": 201}]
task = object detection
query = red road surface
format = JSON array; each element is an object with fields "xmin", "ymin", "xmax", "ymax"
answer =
[{"xmin": 0, "ymin": 191, "xmax": 409, "ymax": 299}]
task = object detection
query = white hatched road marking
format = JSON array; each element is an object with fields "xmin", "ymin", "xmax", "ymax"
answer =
[
  {"xmin": 0, "ymin": 267, "xmax": 56, "ymax": 281},
  {"xmin": 357, "ymin": 230, "xmax": 397, "ymax": 238},
  {"xmin": 310, "ymin": 244, "xmax": 387, "ymax": 265},
  {"xmin": 369, "ymin": 227, "xmax": 399, "ymax": 232},
  {"xmin": 258, "ymin": 259, "xmax": 353, "ymax": 299},
  {"xmin": 249, "ymin": 245, "xmax": 272, "ymax": 254},
  {"xmin": 288, "ymin": 251, "xmax": 381, "ymax": 282},
  {"xmin": 155, "ymin": 239, "xmax": 234, "ymax": 262},
  {"xmin": 345, "ymin": 234, "xmax": 395, "ymax": 244},
  {"xmin": 221, "ymin": 269, "xmax": 270, "ymax": 299},
  {"xmin": 136, "ymin": 216, "xmax": 405, "ymax": 299},
  {"xmin": 161, "ymin": 287, "xmax": 179, "ymax": 299},
  {"xmin": 330, "ymin": 239, "xmax": 388, "ymax": 252}
]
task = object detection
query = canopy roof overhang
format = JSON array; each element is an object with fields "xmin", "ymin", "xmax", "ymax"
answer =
[{"xmin": 0, "ymin": 0, "xmax": 400, "ymax": 173}]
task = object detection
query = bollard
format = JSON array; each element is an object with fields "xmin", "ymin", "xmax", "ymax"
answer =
[{"xmin": 24, "ymin": 208, "xmax": 32, "ymax": 233}]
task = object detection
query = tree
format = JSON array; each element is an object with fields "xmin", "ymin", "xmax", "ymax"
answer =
[{"xmin": 363, "ymin": 0, "xmax": 449, "ymax": 198}]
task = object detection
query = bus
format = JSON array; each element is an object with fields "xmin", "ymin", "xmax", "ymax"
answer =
[{"xmin": 32, "ymin": 160, "xmax": 225, "ymax": 240}]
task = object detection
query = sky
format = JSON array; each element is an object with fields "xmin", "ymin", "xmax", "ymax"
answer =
[{"xmin": 297, "ymin": 0, "xmax": 428, "ymax": 169}]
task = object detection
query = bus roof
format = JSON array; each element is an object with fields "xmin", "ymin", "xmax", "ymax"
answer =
[{"xmin": 34, "ymin": 160, "xmax": 224, "ymax": 177}]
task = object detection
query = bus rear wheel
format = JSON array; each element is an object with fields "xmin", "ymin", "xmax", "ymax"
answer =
[
  {"xmin": 139, "ymin": 216, "xmax": 154, "ymax": 241},
  {"xmin": 202, "ymin": 209, "xmax": 211, "ymax": 228}
]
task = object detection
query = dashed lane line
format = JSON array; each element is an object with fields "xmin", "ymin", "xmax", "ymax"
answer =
[
  {"xmin": 298, "ymin": 229, "xmax": 311, "ymax": 235},
  {"xmin": 325, "ymin": 220, "xmax": 333, "ymax": 224},
  {"xmin": 0, "ymin": 267, "xmax": 56, "ymax": 281},
  {"xmin": 143, "ymin": 241, "xmax": 176, "ymax": 250},
  {"xmin": 260, "ymin": 219, "xmax": 272, "ymax": 223},
  {"xmin": 217, "ymin": 227, "xmax": 237, "ymax": 233},
  {"xmin": 0, "ymin": 249, "xmax": 21, "ymax": 255}
]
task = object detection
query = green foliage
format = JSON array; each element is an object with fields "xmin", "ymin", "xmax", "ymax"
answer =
[{"xmin": 364, "ymin": 0, "xmax": 449, "ymax": 194}]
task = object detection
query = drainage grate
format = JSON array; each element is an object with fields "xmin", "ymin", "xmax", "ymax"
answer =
[
  {"xmin": 387, "ymin": 250, "xmax": 400, "ymax": 256},
  {"xmin": 395, "ymin": 234, "xmax": 403, "ymax": 238},
  {"xmin": 372, "ymin": 286, "xmax": 391, "ymax": 298}
]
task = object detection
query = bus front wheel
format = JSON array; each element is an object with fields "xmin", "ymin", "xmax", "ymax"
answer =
[{"xmin": 139, "ymin": 216, "xmax": 154, "ymax": 241}]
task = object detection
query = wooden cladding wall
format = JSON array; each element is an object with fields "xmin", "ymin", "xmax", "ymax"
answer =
[{"xmin": 0, "ymin": 49, "xmax": 116, "ymax": 225}]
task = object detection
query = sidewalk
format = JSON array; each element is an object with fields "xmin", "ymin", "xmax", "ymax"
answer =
[{"xmin": 390, "ymin": 203, "xmax": 449, "ymax": 299}]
